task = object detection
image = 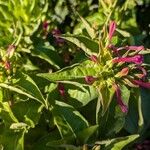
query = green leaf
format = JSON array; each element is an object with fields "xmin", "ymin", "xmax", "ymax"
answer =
[
  {"xmin": 0, "ymin": 102, "xmax": 18, "ymax": 126},
  {"xmin": 125, "ymin": 89, "xmax": 140, "ymax": 134},
  {"xmin": 78, "ymin": 13, "xmax": 96, "ymax": 39},
  {"xmin": 38, "ymin": 60, "xmax": 100, "ymax": 81},
  {"xmin": 0, "ymin": 74, "xmax": 46, "ymax": 106},
  {"xmin": 107, "ymin": 134, "xmax": 139, "ymax": 150},
  {"xmin": 52, "ymin": 101, "xmax": 89, "ymax": 138},
  {"xmin": 46, "ymin": 126, "xmax": 98, "ymax": 148},
  {"xmin": 0, "ymin": 129, "xmax": 25, "ymax": 150},
  {"xmin": 73, "ymin": 12, "xmax": 105, "ymax": 35},
  {"xmin": 61, "ymin": 35, "xmax": 99, "ymax": 55},
  {"xmin": 12, "ymin": 100, "xmax": 42, "ymax": 128},
  {"xmin": 68, "ymin": 85, "xmax": 98, "ymax": 107},
  {"xmin": 77, "ymin": 125, "xmax": 98, "ymax": 144},
  {"xmin": 31, "ymin": 45, "xmax": 64, "ymax": 69},
  {"xmin": 31, "ymin": 130, "xmax": 61, "ymax": 150},
  {"xmin": 99, "ymin": 82, "xmax": 115, "ymax": 115},
  {"xmin": 95, "ymin": 134, "xmax": 139, "ymax": 150}
]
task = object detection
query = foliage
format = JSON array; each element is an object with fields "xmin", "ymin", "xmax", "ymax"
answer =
[{"xmin": 0, "ymin": 0, "xmax": 150, "ymax": 150}]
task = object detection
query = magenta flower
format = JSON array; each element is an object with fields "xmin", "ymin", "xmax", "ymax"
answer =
[
  {"xmin": 113, "ymin": 55, "xmax": 144, "ymax": 64},
  {"xmin": 132, "ymin": 80, "xmax": 150, "ymax": 88},
  {"xmin": 43, "ymin": 21, "xmax": 49, "ymax": 30},
  {"xmin": 58, "ymin": 83, "xmax": 65, "ymax": 96},
  {"xmin": 113, "ymin": 84, "xmax": 128, "ymax": 113},
  {"xmin": 52, "ymin": 29, "xmax": 64, "ymax": 45},
  {"xmin": 90, "ymin": 55, "xmax": 98, "ymax": 63},
  {"xmin": 85, "ymin": 76, "xmax": 96, "ymax": 85},
  {"xmin": 109, "ymin": 21, "xmax": 117, "ymax": 41},
  {"xmin": 125, "ymin": 45, "xmax": 144, "ymax": 51}
]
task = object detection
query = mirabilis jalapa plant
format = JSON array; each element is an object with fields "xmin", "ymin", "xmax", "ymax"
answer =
[{"xmin": 39, "ymin": 20, "xmax": 150, "ymax": 115}]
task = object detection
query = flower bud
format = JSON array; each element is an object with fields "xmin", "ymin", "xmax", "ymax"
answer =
[
  {"xmin": 109, "ymin": 21, "xmax": 116, "ymax": 41},
  {"xmin": 58, "ymin": 83, "xmax": 65, "ymax": 96},
  {"xmin": 85, "ymin": 76, "xmax": 96, "ymax": 85},
  {"xmin": 90, "ymin": 55, "xmax": 98, "ymax": 63},
  {"xmin": 115, "ymin": 67, "xmax": 129, "ymax": 78}
]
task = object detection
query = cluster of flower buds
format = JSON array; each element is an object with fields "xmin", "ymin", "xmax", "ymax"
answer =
[{"xmin": 84, "ymin": 21, "xmax": 150, "ymax": 113}]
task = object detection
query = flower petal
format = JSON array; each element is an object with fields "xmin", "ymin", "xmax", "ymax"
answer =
[
  {"xmin": 85, "ymin": 76, "xmax": 96, "ymax": 84},
  {"xmin": 109, "ymin": 21, "xmax": 117, "ymax": 41},
  {"xmin": 132, "ymin": 80, "xmax": 150, "ymax": 88},
  {"xmin": 113, "ymin": 55, "xmax": 143, "ymax": 64},
  {"xmin": 113, "ymin": 84, "xmax": 128, "ymax": 113},
  {"xmin": 125, "ymin": 46, "xmax": 144, "ymax": 51},
  {"xmin": 90, "ymin": 55, "xmax": 98, "ymax": 63}
]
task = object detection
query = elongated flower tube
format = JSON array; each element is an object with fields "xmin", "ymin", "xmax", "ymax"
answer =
[
  {"xmin": 132, "ymin": 80, "xmax": 150, "ymax": 88},
  {"xmin": 115, "ymin": 67, "xmax": 129, "ymax": 78},
  {"xmin": 85, "ymin": 76, "xmax": 96, "ymax": 85},
  {"xmin": 90, "ymin": 55, "xmax": 98, "ymax": 63},
  {"xmin": 113, "ymin": 55, "xmax": 144, "ymax": 64},
  {"xmin": 125, "ymin": 45, "xmax": 144, "ymax": 51},
  {"xmin": 113, "ymin": 84, "xmax": 128, "ymax": 113},
  {"xmin": 58, "ymin": 83, "xmax": 65, "ymax": 96},
  {"xmin": 43, "ymin": 21, "xmax": 49, "ymax": 30},
  {"xmin": 109, "ymin": 21, "xmax": 116, "ymax": 41}
]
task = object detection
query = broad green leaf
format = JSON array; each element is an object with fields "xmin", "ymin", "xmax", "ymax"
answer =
[
  {"xmin": 47, "ymin": 126, "xmax": 98, "ymax": 148},
  {"xmin": 107, "ymin": 134, "xmax": 139, "ymax": 150},
  {"xmin": 0, "ymin": 128, "xmax": 25, "ymax": 150},
  {"xmin": 124, "ymin": 89, "xmax": 141, "ymax": 134},
  {"xmin": 0, "ymin": 102, "xmax": 18, "ymax": 127},
  {"xmin": 0, "ymin": 74, "xmax": 46, "ymax": 106},
  {"xmin": 68, "ymin": 85, "xmax": 98, "ymax": 107},
  {"xmin": 31, "ymin": 45, "xmax": 64, "ymax": 69},
  {"xmin": 52, "ymin": 101, "xmax": 89, "ymax": 138},
  {"xmin": 31, "ymin": 130, "xmax": 61, "ymax": 150},
  {"xmin": 61, "ymin": 35, "xmax": 99, "ymax": 55},
  {"xmin": 73, "ymin": 12, "xmax": 105, "ymax": 34},
  {"xmin": 98, "ymin": 82, "xmax": 115, "ymax": 115},
  {"xmin": 38, "ymin": 60, "xmax": 100, "ymax": 81},
  {"xmin": 98, "ymin": 85, "xmax": 130, "ymax": 137},
  {"xmin": 77, "ymin": 125, "xmax": 98, "ymax": 144},
  {"xmin": 12, "ymin": 100, "xmax": 42, "ymax": 128},
  {"xmin": 95, "ymin": 134, "xmax": 139, "ymax": 150},
  {"xmin": 78, "ymin": 13, "xmax": 96, "ymax": 39}
]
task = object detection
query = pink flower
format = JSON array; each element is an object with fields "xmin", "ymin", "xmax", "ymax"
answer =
[
  {"xmin": 132, "ymin": 80, "xmax": 150, "ymax": 88},
  {"xmin": 116, "ymin": 67, "xmax": 129, "ymax": 77},
  {"xmin": 58, "ymin": 83, "xmax": 65, "ymax": 96},
  {"xmin": 90, "ymin": 55, "xmax": 98, "ymax": 63},
  {"xmin": 109, "ymin": 21, "xmax": 117, "ymax": 41},
  {"xmin": 4, "ymin": 61, "xmax": 11, "ymax": 70},
  {"xmin": 125, "ymin": 46, "xmax": 144, "ymax": 51},
  {"xmin": 113, "ymin": 55, "xmax": 144, "ymax": 64},
  {"xmin": 113, "ymin": 84, "xmax": 128, "ymax": 113},
  {"xmin": 85, "ymin": 76, "xmax": 96, "ymax": 85}
]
